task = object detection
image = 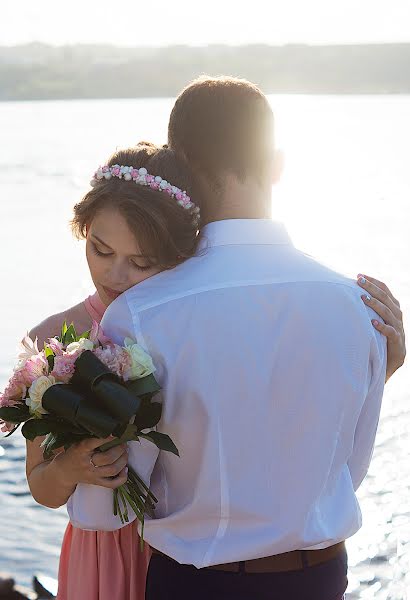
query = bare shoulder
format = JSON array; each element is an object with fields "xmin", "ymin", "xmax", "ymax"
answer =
[{"xmin": 29, "ymin": 301, "xmax": 92, "ymax": 348}]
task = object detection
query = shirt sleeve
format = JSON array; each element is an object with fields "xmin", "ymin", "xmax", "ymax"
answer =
[
  {"xmin": 66, "ymin": 293, "xmax": 160, "ymax": 530},
  {"xmin": 347, "ymin": 328, "xmax": 387, "ymax": 491}
]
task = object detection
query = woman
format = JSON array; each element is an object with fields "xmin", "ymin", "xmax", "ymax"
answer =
[
  {"xmin": 26, "ymin": 142, "xmax": 200, "ymax": 600},
  {"xmin": 25, "ymin": 141, "xmax": 405, "ymax": 600}
]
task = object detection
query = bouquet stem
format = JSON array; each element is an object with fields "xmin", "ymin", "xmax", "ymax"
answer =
[{"xmin": 113, "ymin": 465, "xmax": 158, "ymax": 550}]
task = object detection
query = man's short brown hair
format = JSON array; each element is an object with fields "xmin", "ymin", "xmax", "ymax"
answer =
[{"xmin": 168, "ymin": 76, "xmax": 274, "ymax": 186}]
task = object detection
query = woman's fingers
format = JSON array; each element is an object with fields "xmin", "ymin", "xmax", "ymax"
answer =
[
  {"xmin": 80, "ymin": 436, "xmax": 115, "ymax": 452},
  {"xmin": 360, "ymin": 294, "xmax": 399, "ymax": 328},
  {"xmin": 93, "ymin": 451, "xmax": 129, "ymax": 479},
  {"xmin": 357, "ymin": 275, "xmax": 403, "ymax": 324},
  {"xmin": 90, "ymin": 444, "xmax": 128, "ymax": 468},
  {"xmin": 96, "ymin": 467, "xmax": 129, "ymax": 489},
  {"xmin": 371, "ymin": 319, "xmax": 402, "ymax": 341},
  {"xmin": 358, "ymin": 274, "xmax": 400, "ymax": 308}
]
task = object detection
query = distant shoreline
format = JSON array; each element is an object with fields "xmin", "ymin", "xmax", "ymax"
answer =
[
  {"xmin": 1, "ymin": 42, "xmax": 410, "ymax": 101},
  {"xmin": 1, "ymin": 91, "xmax": 410, "ymax": 104}
]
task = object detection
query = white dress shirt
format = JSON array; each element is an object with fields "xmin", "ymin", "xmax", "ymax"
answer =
[{"xmin": 67, "ymin": 219, "xmax": 386, "ymax": 568}]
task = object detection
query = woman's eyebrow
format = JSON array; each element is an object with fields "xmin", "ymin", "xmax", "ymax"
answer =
[{"xmin": 91, "ymin": 234, "xmax": 112, "ymax": 249}]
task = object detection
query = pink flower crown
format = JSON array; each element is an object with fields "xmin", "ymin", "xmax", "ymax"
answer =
[{"xmin": 91, "ymin": 165, "xmax": 200, "ymax": 225}]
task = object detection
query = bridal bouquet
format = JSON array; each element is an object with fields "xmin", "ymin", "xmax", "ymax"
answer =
[{"xmin": 0, "ymin": 321, "xmax": 178, "ymax": 535}]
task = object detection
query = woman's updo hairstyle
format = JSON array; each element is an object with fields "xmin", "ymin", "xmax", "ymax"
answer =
[{"xmin": 72, "ymin": 142, "xmax": 201, "ymax": 270}]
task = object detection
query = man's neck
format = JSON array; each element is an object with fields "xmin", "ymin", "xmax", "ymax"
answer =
[{"xmin": 200, "ymin": 176, "xmax": 272, "ymax": 226}]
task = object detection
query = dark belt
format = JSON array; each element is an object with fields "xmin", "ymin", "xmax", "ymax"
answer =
[{"xmin": 151, "ymin": 541, "xmax": 346, "ymax": 573}]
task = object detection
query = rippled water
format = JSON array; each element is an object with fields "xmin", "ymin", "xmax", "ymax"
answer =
[{"xmin": 0, "ymin": 96, "xmax": 409, "ymax": 598}]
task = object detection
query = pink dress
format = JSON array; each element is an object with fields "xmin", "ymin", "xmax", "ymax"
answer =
[{"xmin": 57, "ymin": 293, "xmax": 151, "ymax": 600}]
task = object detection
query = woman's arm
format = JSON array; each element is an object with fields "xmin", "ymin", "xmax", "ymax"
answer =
[
  {"xmin": 25, "ymin": 312, "xmax": 128, "ymax": 509},
  {"xmin": 357, "ymin": 274, "xmax": 406, "ymax": 382},
  {"xmin": 26, "ymin": 435, "xmax": 129, "ymax": 509}
]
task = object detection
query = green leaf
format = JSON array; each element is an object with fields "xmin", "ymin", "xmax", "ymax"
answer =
[
  {"xmin": 21, "ymin": 416, "xmax": 73, "ymax": 441},
  {"xmin": 61, "ymin": 321, "xmax": 68, "ymax": 338},
  {"xmin": 126, "ymin": 374, "xmax": 161, "ymax": 398},
  {"xmin": 138, "ymin": 431, "xmax": 179, "ymax": 456},
  {"xmin": 44, "ymin": 343, "xmax": 55, "ymax": 371},
  {"xmin": 0, "ymin": 405, "xmax": 31, "ymax": 423},
  {"xmin": 79, "ymin": 329, "xmax": 90, "ymax": 340},
  {"xmin": 134, "ymin": 400, "xmax": 162, "ymax": 430},
  {"xmin": 63, "ymin": 323, "xmax": 77, "ymax": 346}
]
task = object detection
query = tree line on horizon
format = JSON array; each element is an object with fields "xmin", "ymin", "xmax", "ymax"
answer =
[{"xmin": 0, "ymin": 43, "xmax": 409, "ymax": 100}]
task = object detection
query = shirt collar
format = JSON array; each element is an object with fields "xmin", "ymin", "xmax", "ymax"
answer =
[{"xmin": 198, "ymin": 219, "xmax": 293, "ymax": 250}]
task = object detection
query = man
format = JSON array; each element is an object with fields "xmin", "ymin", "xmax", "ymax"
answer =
[{"xmin": 101, "ymin": 77, "xmax": 404, "ymax": 599}]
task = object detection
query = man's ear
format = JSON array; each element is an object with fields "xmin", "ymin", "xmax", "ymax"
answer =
[{"xmin": 271, "ymin": 149, "xmax": 284, "ymax": 185}]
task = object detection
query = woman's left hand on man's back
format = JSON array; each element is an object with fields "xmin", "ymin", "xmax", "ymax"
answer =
[{"xmin": 358, "ymin": 274, "xmax": 406, "ymax": 382}]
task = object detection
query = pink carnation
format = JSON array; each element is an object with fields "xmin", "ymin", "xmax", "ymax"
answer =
[
  {"xmin": 2, "ymin": 379, "xmax": 27, "ymax": 405},
  {"xmin": 93, "ymin": 345, "xmax": 132, "ymax": 380},
  {"xmin": 51, "ymin": 354, "xmax": 77, "ymax": 383}
]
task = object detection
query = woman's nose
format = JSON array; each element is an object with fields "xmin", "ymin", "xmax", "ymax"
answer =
[{"xmin": 106, "ymin": 260, "xmax": 129, "ymax": 287}]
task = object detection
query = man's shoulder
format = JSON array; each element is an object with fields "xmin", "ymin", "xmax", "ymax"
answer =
[
  {"xmin": 294, "ymin": 250, "xmax": 357, "ymax": 288},
  {"xmin": 123, "ymin": 255, "xmax": 205, "ymax": 312}
]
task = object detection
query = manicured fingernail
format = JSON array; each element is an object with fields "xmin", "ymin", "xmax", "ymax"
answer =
[
  {"xmin": 358, "ymin": 277, "xmax": 366, "ymax": 285},
  {"xmin": 361, "ymin": 294, "xmax": 371, "ymax": 302},
  {"xmin": 125, "ymin": 466, "xmax": 129, "ymax": 474},
  {"xmin": 372, "ymin": 320, "xmax": 379, "ymax": 326}
]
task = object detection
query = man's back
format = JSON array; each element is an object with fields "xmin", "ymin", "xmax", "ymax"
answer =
[{"xmin": 102, "ymin": 219, "xmax": 386, "ymax": 567}]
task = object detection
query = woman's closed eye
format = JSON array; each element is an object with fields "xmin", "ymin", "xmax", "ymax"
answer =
[
  {"xmin": 91, "ymin": 242, "xmax": 152, "ymax": 272},
  {"xmin": 130, "ymin": 262, "xmax": 152, "ymax": 272},
  {"xmin": 91, "ymin": 242, "xmax": 113, "ymax": 258}
]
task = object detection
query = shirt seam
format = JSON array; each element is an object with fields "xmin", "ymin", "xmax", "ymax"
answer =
[{"xmin": 127, "ymin": 278, "xmax": 358, "ymax": 314}]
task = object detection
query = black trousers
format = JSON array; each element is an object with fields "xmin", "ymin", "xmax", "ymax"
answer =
[{"xmin": 145, "ymin": 550, "xmax": 348, "ymax": 600}]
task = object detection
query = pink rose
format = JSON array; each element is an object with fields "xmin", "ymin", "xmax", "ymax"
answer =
[
  {"xmin": 24, "ymin": 354, "xmax": 48, "ymax": 384},
  {"xmin": 112, "ymin": 166, "xmax": 121, "ymax": 176}
]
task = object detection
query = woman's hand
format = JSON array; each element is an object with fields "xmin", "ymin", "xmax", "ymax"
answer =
[
  {"xmin": 357, "ymin": 274, "xmax": 406, "ymax": 382},
  {"xmin": 54, "ymin": 437, "xmax": 129, "ymax": 491}
]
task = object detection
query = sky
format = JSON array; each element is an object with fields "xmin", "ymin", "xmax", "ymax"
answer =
[{"xmin": 1, "ymin": 0, "xmax": 410, "ymax": 47}]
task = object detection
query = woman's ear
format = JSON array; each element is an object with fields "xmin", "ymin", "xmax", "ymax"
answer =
[{"xmin": 272, "ymin": 149, "xmax": 284, "ymax": 185}]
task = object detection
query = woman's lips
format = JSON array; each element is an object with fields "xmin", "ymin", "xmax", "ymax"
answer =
[{"xmin": 102, "ymin": 285, "xmax": 122, "ymax": 300}]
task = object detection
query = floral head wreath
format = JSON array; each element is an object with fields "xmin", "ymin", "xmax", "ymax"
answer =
[{"xmin": 91, "ymin": 165, "xmax": 200, "ymax": 226}]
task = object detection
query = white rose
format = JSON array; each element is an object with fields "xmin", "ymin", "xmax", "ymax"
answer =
[
  {"xmin": 66, "ymin": 338, "xmax": 95, "ymax": 354},
  {"xmin": 124, "ymin": 338, "xmax": 156, "ymax": 379},
  {"xmin": 26, "ymin": 375, "xmax": 56, "ymax": 416}
]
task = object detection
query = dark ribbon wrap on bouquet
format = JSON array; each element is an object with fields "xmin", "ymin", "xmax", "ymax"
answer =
[{"xmin": 42, "ymin": 350, "xmax": 142, "ymax": 438}]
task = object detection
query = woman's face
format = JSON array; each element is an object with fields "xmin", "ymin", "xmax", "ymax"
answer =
[{"xmin": 86, "ymin": 207, "xmax": 161, "ymax": 306}]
